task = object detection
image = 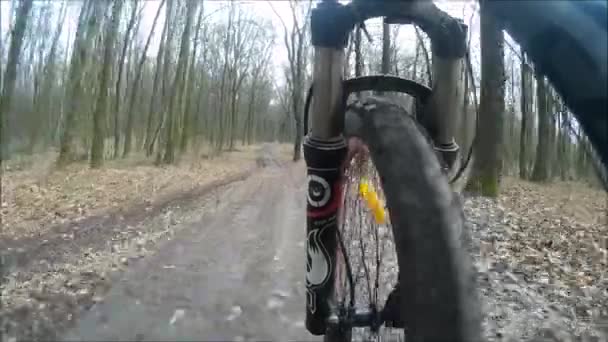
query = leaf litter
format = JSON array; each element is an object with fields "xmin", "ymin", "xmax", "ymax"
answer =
[
  {"xmin": 1, "ymin": 150, "xmax": 606, "ymax": 341},
  {"xmin": 466, "ymin": 177, "xmax": 607, "ymax": 341},
  {"xmin": 0, "ymin": 144, "xmax": 285, "ymax": 341},
  {"xmin": 1, "ymin": 146, "xmax": 265, "ymax": 240}
]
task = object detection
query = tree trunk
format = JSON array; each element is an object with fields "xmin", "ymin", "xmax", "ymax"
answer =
[
  {"xmin": 58, "ymin": 0, "xmax": 105, "ymax": 166},
  {"xmin": 519, "ymin": 49, "xmax": 529, "ymax": 179},
  {"xmin": 113, "ymin": 0, "xmax": 139, "ymax": 158},
  {"xmin": 147, "ymin": 0, "xmax": 174, "ymax": 157},
  {"xmin": 0, "ymin": 0, "xmax": 33, "ymax": 161},
  {"xmin": 355, "ymin": 26, "xmax": 363, "ymax": 78},
  {"xmin": 467, "ymin": 0, "xmax": 505, "ymax": 197},
  {"xmin": 90, "ymin": 0, "xmax": 123, "ymax": 168},
  {"xmin": 33, "ymin": 1, "xmax": 65, "ymax": 152},
  {"xmin": 162, "ymin": 0, "xmax": 196, "ymax": 164},
  {"xmin": 530, "ymin": 70, "xmax": 551, "ymax": 182},
  {"xmin": 180, "ymin": 3, "xmax": 204, "ymax": 154},
  {"xmin": 381, "ymin": 22, "xmax": 390, "ymax": 74},
  {"xmin": 506, "ymin": 54, "xmax": 516, "ymax": 174},
  {"xmin": 557, "ymin": 109, "xmax": 567, "ymax": 180},
  {"xmin": 412, "ymin": 37, "xmax": 420, "ymax": 81},
  {"xmin": 243, "ymin": 87, "xmax": 256, "ymax": 145},
  {"xmin": 414, "ymin": 27, "xmax": 432, "ymax": 87},
  {"xmin": 124, "ymin": 0, "xmax": 165, "ymax": 157}
]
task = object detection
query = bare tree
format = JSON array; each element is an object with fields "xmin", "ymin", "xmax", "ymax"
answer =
[
  {"xmin": 162, "ymin": 0, "xmax": 197, "ymax": 164},
  {"xmin": 381, "ymin": 22, "xmax": 390, "ymax": 74},
  {"xmin": 58, "ymin": 0, "xmax": 108, "ymax": 166},
  {"xmin": 242, "ymin": 31, "xmax": 274, "ymax": 145},
  {"xmin": 270, "ymin": 0, "xmax": 313, "ymax": 161},
  {"xmin": 113, "ymin": 0, "xmax": 141, "ymax": 158},
  {"xmin": 124, "ymin": 0, "xmax": 165, "ymax": 157},
  {"xmin": 26, "ymin": 2, "xmax": 66, "ymax": 153},
  {"xmin": 227, "ymin": 12, "xmax": 256, "ymax": 150},
  {"xmin": 414, "ymin": 27, "xmax": 432, "ymax": 87},
  {"xmin": 179, "ymin": 4, "xmax": 205, "ymax": 153},
  {"xmin": 519, "ymin": 49, "xmax": 531, "ymax": 179},
  {"xmin": 90, "ymin": 0, "xmax": 123, "ymax": 168},
  {"xmin": 355, "ymin": 26, "xmax": 363, "ymax": 78},
  {"xmin": 0, "ymin": 0, "xmax": 33, "ymax": 161},
  {"xmin": 149, "ymin": 0, "xmax": 177, "ymax": 158},
  {"xmin": 531, "ymin": 71, "xmax": 551, "ymax": 182}
]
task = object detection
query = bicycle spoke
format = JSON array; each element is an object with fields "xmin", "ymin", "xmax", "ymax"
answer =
[{"xmin": 333, "ymin": 152, "xmax": 401, "ymax": 341}]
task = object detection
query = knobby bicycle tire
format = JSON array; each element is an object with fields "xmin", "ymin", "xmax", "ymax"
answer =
[{"xmin": 336, "ymin": 96, "xmax": 481, "ymax": 342}]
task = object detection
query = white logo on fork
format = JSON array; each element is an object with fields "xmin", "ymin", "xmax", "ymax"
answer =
[{"xmin": 307, "ymin": 175, "xmax": 331, "ymax": 208}]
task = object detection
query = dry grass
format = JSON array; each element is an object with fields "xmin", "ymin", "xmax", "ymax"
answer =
[{"xmin": 0, "ymin": 144, "xmax": 286, "ymax": 240}]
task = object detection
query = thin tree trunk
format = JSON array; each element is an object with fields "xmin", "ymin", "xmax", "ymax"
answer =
[
  {"xmin": 531, "ymin": 70, "xmax": 551, "ymax": 182},
  {"xmin": 113, "ymin": 0, "xmax": 139, "ymax": 158},
  {"xmin": 507, "ymin": 54, "xmax": 516, "ymax": 173},
  {"xmin": 414, "ymin": 27, "xmax": 432, "ymax": 87},
  {"xmin": 381, "ymin": 22, "xmax": 390, "ymax": 74},
  {"xmin": 412, "ymin": 37, "xmax": 420, "ymax": 81},
  {"xmin": 355, "ymin": 26, "xmax": 363, "ymax": 78},
  {"xmin": 146, "ymin": 0, "xmax": 172, "ymax": 157},
  {"xmin": 58, "ymin": 0, "xmax": 105, "ymax": 166},
  {"xmin": 180, "ymin": 3, "xmax": 204, "ymax": 154},
  {"xmin": 30, "ymin": 2, "xmax": 66, "ymax": 153},
  {"xmin": 243, "ymin": 87, "xmax": 256, "ymax": 145},
  {"xmin": 163, "ymin": 0, "xmax": 196, "ymax": 164},
  {"xmin": 91, "ymin": 0, "xmax": 123, "ymax": 168},
  {"xmin": 519, "ymin": 49, "xmax": 529, "ymax": 179},
  {"xmin": 125, "ymin": 0, "xmax": 165, "ymax": 157},
  {"xmin": 0, "ymin": 0, "xmax": 33, "ymax": 161},
  {"xmin": 216, "ymin": 8, "xmax": 234, "ymax": 153}
]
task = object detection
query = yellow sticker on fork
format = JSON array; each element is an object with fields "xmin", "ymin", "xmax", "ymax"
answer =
[{"xmin": 358, "ymin": 178, "xmax": 387, "ymax": 225}]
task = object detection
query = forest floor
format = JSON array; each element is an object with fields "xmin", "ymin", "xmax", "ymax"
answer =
[
  {"xmin": 0, "ymin": 146, "xmax": 607, "ymax": 341},
  {"xmin": 465, "ymin": 178, "xmax": 607, "ymax": 341}
]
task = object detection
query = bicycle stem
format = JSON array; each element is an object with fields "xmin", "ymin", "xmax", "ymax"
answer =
[{"xmin": 304, "ymin": 0, "xmax": 467, "ymax": 335}]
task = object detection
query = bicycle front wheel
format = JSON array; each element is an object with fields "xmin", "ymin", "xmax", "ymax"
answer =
[{"xmin": 330, "ymin": 96, "xmax": 481, "ymax": 342}]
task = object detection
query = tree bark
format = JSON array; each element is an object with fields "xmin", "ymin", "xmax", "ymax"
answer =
[
  {"xmin": 162, "ymin": 0, "xmax": 196, "ymax": 164},
  {"xmin": 147, "ymin": 0, "xmax": 174, "ymax": 157},
  {"xmin": 0, "ymin": 0, "xmax": 33, "ymax": 161},
  {"xmin": 58, "ymin": 0, "xmax": 106, "ymax": 166},
  {"xmin": 113, "ymin": 0, "xmax": 139, "ymax": 158},
  {"xmin": 381, "ymin": 22, "xmax": 390, "ymax": 74},
  {"xmin": 414, "ymin": 27, "xmax": 432, "ymax": 87},
  {"xmin": 519, "ymin": 49, "xmax": 529, "ymax": 179},
  {"xmin": 180, "ymin": 3, "xmax": 204, "ymax": 153},
  {"xmin": 467, "ymin": 0, "xmax": 505, "ymax": 197},
  {"xmin": 124, "ymin": 0, "xmax": 165, "ymax": 157},
  {"xmin": 531, "ymin": 70, "xmax": 551, "ymax": 182},
  {"xmin": 355, "ymin": 26, "xmax": 363, "ymax": 78},
  {"xmin": 91, "ymin": 0, "xmax": 123, "ymax": 168}
]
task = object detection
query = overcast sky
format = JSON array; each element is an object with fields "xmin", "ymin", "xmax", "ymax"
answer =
[{"xmin": 1, "ymin": 0, "xmax": 484, "ymax": 84}]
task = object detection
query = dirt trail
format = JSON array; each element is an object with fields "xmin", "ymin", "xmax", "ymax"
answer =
[
  {"xmin": 62, "ymin": 161, "xmax": 319, "ymax": 341},
  {"xmin": 2, "ymin": 144, "xmax": 605, "ymax": 341}
]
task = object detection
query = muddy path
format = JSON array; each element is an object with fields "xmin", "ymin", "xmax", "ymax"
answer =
[
  {"xmin": 62, "ymin": 162, "xmax": 316, "ymax": 341},
  {"xmin": 0, "ymin": 170, "xmax": 253, "ymax": 276}
]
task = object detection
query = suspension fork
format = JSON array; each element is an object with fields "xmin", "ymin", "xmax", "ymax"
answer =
[
  {"xmin": 304, "ymin": 0, "xmax": 350, "ymax": 336},
  {"xmin": 303, "ymin": 0, "xmax": 469, "ymax": 335},
  {"xmin": 422, "ymin": 21, "xmax": 468, "ymax": 167}
]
